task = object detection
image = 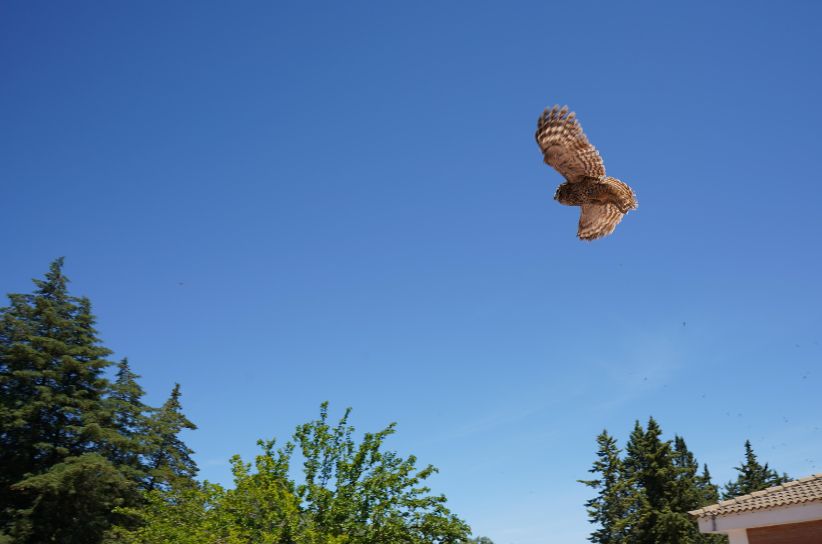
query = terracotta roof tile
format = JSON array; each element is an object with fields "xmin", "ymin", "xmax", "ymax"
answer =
[{"xmin": 690, "ymin": 474, "xmax": 822, "ymax": 518}]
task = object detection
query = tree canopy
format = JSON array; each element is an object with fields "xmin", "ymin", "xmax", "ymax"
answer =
[
  {"xmin": 0, "ymin": 260, "xmax": 197, "ymax": 542},
  {"xmin": 1, "ymin": 261, "xmax": 475, "ymax": 544},
  {"xmin": 582, "ymin": 418, "xmax": 731, "ymax": 544},
  {"xmin": 723, "ymin": 440, "xmax": 790, "ymax": 499},
  {"xmin": 112, "ymin": 403, "xmax": 472, "ymax": 544},
  {"xmin": 2, "ymin": 260, "xmax": 797, "ymax": 544}
]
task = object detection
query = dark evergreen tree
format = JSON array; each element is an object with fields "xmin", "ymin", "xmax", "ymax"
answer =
[
  {"xmin": 101, "ymin": 358, "xmax": 150, "ymax": 485},
  {"xmin": 723, "ymin": 440, "xmax": 791, "ymax": 499},
  {"xmin": 622, "ymin": 418, "xmax": 682, "ymax": 544},
  {"xmin": 671, "ymin": 436, "xmax": 705, "ymax": 512},
  {"xmin": 579, "ymin": 430, "xmax": 632, "ymax": 543},
  {"xmin": 584, "ymin": 419, "xmax": 722, "ymax": 544},
  {"xmin": 670, "ymin": 436, "xmax": 725, "ymax": 544},
  {"xmin": 695, "ymin": 464, "xmax": 720, "ymax": 507},
  {"xmin": 144, "ymin": 383, "xmax": 198, "ymax": 491},
  {"xmin": 0, "ymin": 259, "xmax": 132, "ymax": 541},
  {"xmin": 7, "ymin": 454, "xmax": 136, "ymax": 544}
]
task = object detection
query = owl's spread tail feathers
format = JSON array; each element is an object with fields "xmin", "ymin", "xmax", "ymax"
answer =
[
  {"xmin": 601, "ymin": 177, "xmax": 638, "ymax": 214},
  {"xmin": 576, "ymin": 178, "xmax": 637, "ymax": 241}
]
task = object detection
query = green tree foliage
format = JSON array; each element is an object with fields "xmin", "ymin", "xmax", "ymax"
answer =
[
  {"xmin": 101, "ymin": 359, "xmax": 150, "ymax": 485},
  {"xmin": 671, "ymin": 436, "xmax": 719, "ymax": 514},
  {"xmin": 0, "ymin": 259, "xmax": 112, "ymax": 478},
  {"xmin": 695, "ymin": 464, "xmax": 720, "ymax": 508},
  {"xmin": 214, "ymin": 439, "xmax": 332, "ymax": 544},
  {"xmin": 669, "ymin": 437, "xmax": 724, "ymax": 544},
  {"xmin": 579, "ymin": 431, "xmax": 632, "ymax": 544},
  {"xmin": 105, "ymin": 483, "xmax": 225, "ymax": 544},
  {"xmin": 723, "ymin": 440, "xmax": 790, "ymax": 499},
  {"xmin": 112, "ymin": 403, "xmax": 471, "ymax": 544},
  {"xmin": 4, "ymin": 262, "xmax": 475, "ymax": 544},
  {"xmin": 288, "ymin": 403, "xmax": 469, "ymax": 543},
  {"xmin": 0, "ymin": 260, "xmax": 199, "ymax": 543},
  {"xmin": 8, "ymin": 454, "xmax": 137, "ymax": 544},
  {"xmin": 582, "ymin": 419, "xmax": 723, "ymax": 544},
  {"xmin": 144, "ymin": 383, "xmax": 198, "ymax": 491},
  {"xmin": 0, "ymin": 259, "xmax": 129, "ymax": 541}
]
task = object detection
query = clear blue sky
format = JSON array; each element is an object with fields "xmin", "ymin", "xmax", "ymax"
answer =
[{"xmin": 2, "ymin": 2, "xmax": 821, "ymax": 542}]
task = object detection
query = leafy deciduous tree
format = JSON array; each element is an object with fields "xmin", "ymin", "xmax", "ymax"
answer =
[{"xmin": 112, "ymin": 403, "xmax": 472, "ymax": 544}]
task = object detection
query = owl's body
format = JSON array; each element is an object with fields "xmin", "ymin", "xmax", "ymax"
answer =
[
  {"xmin": 554, "ymin": 177, "xmax": 634, "ymax": 212},
  {"xmin": 535, "ymin": 105, "xmax": 637, "ymax": 240}
]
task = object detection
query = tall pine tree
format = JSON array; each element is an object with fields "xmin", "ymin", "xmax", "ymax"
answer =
[
  {"xmin": 723, "ymin": 440, "xmax": 790, "ymax": 499},
  {"xmin": 670, "ymin": 436, "xmax": 718, "ymax": 513},
  {"xmin": 670, "ymin": 436, "xmax": 724, "ymax": 544},
  {"xmin": 622, "ymin": 418, "xmax": 676, "ymax": 544},
  {"xmin": 695, "ymin": 464, "xmax": 720, "ymax": 507},
  {"xmin": 0, "ymin": 259, "xmax": 129, "ymax": 541},
  {"xmin": 144, "ymin": 383, "xmax": 198, "ymax": 491},
  {"xmin": 101, "ymin": 358, "xmax": 151, "ymax": 485},
  {"xmin": 579, "ymin": 430, "xmax": 632, "ymax": 544},
  {"xmin": 584, "ymin": 419, "xmax": 722, "ymax": 544}
]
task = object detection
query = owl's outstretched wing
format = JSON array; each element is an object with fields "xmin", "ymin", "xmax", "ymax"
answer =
[
  {"xmin": 578, "ymin": 203, "xmax": 624, "ymax": 241},
  {"xmin": 536, "ymin": 105, "xmax": 605, "ymax": 183}
]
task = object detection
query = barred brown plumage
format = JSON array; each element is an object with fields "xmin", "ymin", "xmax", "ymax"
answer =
[{"xmin": 535, "ymin": 105, "xmax": 637, "ymax": 241}]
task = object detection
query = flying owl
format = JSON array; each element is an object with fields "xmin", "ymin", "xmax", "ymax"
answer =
[{"xmin": 535, "ymin": 105, "xmax": 637, "ymax": 240}]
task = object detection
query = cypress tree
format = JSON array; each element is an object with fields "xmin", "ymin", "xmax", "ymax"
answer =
[
  {"xmin": 723, "ymin": 440, "xmax": 790, "ymax": 499},
  {"xmin": 144, "ymin": 383, "xmax": 198, "ymax": 491}
]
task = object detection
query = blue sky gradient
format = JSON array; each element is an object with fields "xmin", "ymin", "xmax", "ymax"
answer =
[{"xmin": 2, "ymin": 2, "xmax": 821, "ymax": 542}]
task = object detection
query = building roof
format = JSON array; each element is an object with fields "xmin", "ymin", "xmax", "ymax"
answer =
[{"xmin": 690, "ymin": 474, "xmax": 822, "ymax": 518}]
